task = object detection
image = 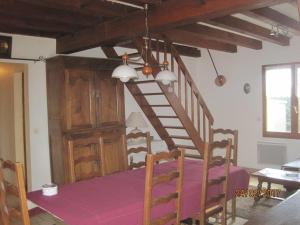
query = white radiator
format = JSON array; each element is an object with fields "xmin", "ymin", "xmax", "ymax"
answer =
[{"xmin": 257, "ymin": 142, "xmax": 287, "ymax": 165}]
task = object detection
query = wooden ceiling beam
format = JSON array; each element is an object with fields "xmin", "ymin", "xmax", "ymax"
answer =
[
  {"xmin": 0, "ymin": 1, "xmax": 99, "ymax": 26},
  {"xmin": 56, "ymin": 0, "xmax": 290, "ymax": 54},
  {"xmin": 116, "ymin": 39, "xmax": 201, "ymax": 57},
  {"xmin": 0, "ymin": 14, "xmax": 78, "ymax": 35},
  {"xmin": 178, "ymin": 23, "xmax": 262, "ymax": 50},
  {"xmin": 207, "ymin": 15, "xmax": 290, "ymax": 46},
  {"xmin": 163, "ymin": 29, "xmax": 237, "ymax": 53},
  {"xmin": 0, "ymin": 23, "xmax": 59, "ymax": 38},
  {"xmin": 15, "ymin": 0, "xmax": 128, "ymax": 18},
  {"xmin": 244, "ymin": 7, "xmax": 300, "ymax": 35}
]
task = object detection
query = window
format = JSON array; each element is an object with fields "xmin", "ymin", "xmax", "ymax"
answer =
[{"xmin": 263, "ymin": 63, "xmax": 300, "ymax": 139}]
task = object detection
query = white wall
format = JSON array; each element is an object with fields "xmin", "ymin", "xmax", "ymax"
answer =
[
  {"xmin": 184, "ymin": 36, "xmax": 300, "ymax": 169},
  {"xmin": 0, "ymin": 33, "xmax": 56, "ymax": 190}
]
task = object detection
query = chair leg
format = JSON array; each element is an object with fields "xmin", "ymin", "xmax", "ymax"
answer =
[{"xmin": 231, "ymin": 197, "xmax": 236, "ymax": 222}]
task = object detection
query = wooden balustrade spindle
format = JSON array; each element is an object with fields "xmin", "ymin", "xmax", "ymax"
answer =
[
  {"xmin": 178, "ymin": 66, "xmax": 181, "ymax": 103},
  {"xmin": 156, "ymin": 39, "xmax": 160, "ymax": 63},
  {"xmin": 203, "ymin": 112, "xmax": 206, "ymax": 142},
  {"xmin": 185, "ymin": 76, "xmax": 188, "ymax": 114},
  {"xmin": 191, "ymin": 88, "xmax": 194, "ymax": 124},
  {"xmin": 197, "ymin": 98, "xmax": 200, "ymax": 134}
]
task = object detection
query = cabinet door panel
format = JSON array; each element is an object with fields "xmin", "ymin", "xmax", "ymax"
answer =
[
  {"xmin": 65, "ymin": 69, "xmax": 96, "ymax": 130},
  {"xmin": 100, "ymin": 132, "xmax": 127, "ymax": 175},
  {"xmin": 71, "ymin": 139, "xmax": 101, "ymax": 182},
  {"xmin": 96, "ymin": 76, "xmax": 123, "ymax": 125}
]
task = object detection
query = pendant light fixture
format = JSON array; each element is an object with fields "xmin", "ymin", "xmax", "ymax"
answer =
[
  {"xmin": 207, "ymin": 49, "xmax": 226, "ymax": 87},
  {"xmin": 112, "ymin": 53, "xmax": 138, "ymax": 82},
  {"xmin": 155, "ymin": 43, "xmax": 177, "ymax": 85},
  {"xmin": 111, "ymin": 3, "xmax": 176, "ymax": 85}
]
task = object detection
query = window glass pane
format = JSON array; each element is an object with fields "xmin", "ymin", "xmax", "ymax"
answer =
[{"xmin": 265, "ymin": 66, "xmax": 292, "ymax": 132}]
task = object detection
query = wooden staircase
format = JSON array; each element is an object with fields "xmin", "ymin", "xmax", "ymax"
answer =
[{"xmin": 102, "ymin": 39, "xmax": 214, "ymax": 157}]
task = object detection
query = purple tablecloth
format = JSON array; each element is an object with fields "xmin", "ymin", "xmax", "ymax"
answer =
[{"xmin": 28, "ymin": 159, "xmax": 249, "ymax": 225}]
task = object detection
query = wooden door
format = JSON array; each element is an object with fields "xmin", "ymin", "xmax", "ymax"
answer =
[
  {"xmin": 100, "ymin": 131, "xmax": 127, "ymax": 175},
  {"xmin": 65, "ymin": 69, "xmax": 96, "ymax": 130},
  {"xmin": 95, "ymin": 73, "xmax": 125, "ymax": 126}
]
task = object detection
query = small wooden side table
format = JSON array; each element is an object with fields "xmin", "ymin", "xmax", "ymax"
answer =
[
  {"xmin": 252, "ymin": 168, "xmax": 300, "ymax": 201},
  {"xmin": 281, "ymin": 158, "xmax": 300, "ymax": 172}
]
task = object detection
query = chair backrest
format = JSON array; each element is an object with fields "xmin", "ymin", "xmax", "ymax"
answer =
[
  {"xmin": 0, "ymin": 160, "xmax": 30, "ymax": 225},
  {"xmin": 143, "ymin": 149, "xmax": 184, "ymax": 225},
  {"xmin": 126, "ymin": 132, "xmax": 151, "ymax": 169},
  {"xmin": 200, "ymin": 139, "xmax": 232, "ymax": 225},
  {"xmin": 212, "ymin": 128, "xmax": 238, "ymax": 166},
  {"xmin": 67, "ymin": 138, "xmax": 102, "ymax": 183}
]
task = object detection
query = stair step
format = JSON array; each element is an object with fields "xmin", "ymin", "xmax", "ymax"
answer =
[
  {"xmin": 156, "ymin": 115, "xmax": 178, "ymax": 118},
  {"xmin": 175, "ymin": 145, "xmax": 198, "ymax": 150},
  {"xmin": 147, "ymin": 105, "xmax": 171, "ymax": 107},
  {"xmin": 164, "ymin": 126, "xmax": 185, "ymax": 130},
  {"xmin": 134, "ymin": 80, "xmax": 156, "ymax": 84},
  {"xmin": 170, "ymin": 135, "xmax": 191, "ymax": 140},
  {"xmin": 135, "ymin": 92, "xmax": 164, "ymax": 96}
]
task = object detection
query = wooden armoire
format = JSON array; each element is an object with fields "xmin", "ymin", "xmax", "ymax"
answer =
[{"xmin": 46, "ymin": 56, "xmax": 127, "ymax": 184}]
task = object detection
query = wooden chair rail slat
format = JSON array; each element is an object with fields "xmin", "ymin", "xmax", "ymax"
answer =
[
  {"xmin": 206, "ymin": 193, "xmax": 225, "ymax": 206},
  {"xmin": 212, "ymin": 129, "xmax": 236, "ymax": 135},
  {"xmin": 129, "ymin": 162, "xmax": 146, "ymax": 170},
  {"xmin": 128, "ymin": 147, "xmax": 149, "ymax": 154},
  {"xmin": 208, "ymin": 176, "xmax": 226, "ymax": 186},
  {"xmin": 5, "ymin": 182, "xmax": 19, "ymax": 197},
  {"xmin": 205, "ymin": 205, "xmax": 224, "ymax": 218},
  {"xmin": 2, "ymin": 161, "xmax": 16, "ymax": 172},
  {"xmin": 209, "ymin": 158, "xmax": 226, "ymax": 168},
  {"xmin": 151, "ymin": 212, "xmax": 177, "ymax": 225},
  {"xmin": 126, "ymin": 132, "xmax": 148, "ymax": 139},
  {"xmin": 9, "ymin": 207, "xmax": 22, "ymax": 220},
  {"xmin": 151, "ymin": 192, "xmax": 178, "ymax": 207},
  {"xmin": 209, "ymin": 140, "xmax": 229, "ymax": 150},
  {"xmin": 152, "ymin": 150, "xmax": 181, "ymax": 162},
  {"xmin": 153, "ymin": 171, "xmax": 179, "ymax": 186},
  {"xmin": 184, "ymin": 153, "xmax": 201, "ymax": 159}
]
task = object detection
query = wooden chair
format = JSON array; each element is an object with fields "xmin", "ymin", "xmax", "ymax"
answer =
[
  {"xmin": 144, "ymin": 149, "xmax": 184, "ymax": 225},
  {"xmin": 126, "ymin": 132, "xmax": 151, "ymax": 170},
  {"xmin": 0, "ymin": 160, "xmax": 30, "ymax": 225},
  {"xmin": 193, "ymin": 139, "xmax": 232, "ymax": 225},
  {"xmin": 211, "ymin": 129, "xmax": 238, "ymax": 222},
  {"xmin": 67, "ymin": 138, "xmax": 102, "ymax": 183}
]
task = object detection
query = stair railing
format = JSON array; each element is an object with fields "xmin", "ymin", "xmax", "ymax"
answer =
[{"xmin": 152, "ymin": 39, "xmax": 214, "ymax": 143}]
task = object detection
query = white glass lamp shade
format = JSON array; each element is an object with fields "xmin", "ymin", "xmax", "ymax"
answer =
[
  {"xmin": 112, "ymin": 64, "xmax": 138, "ymax": 83},
  {"xmin": 155, "ymin": 69, "xmax": 177, "ymax": 85},
  {"xmin": 126, "ymin": 112, "xmax": 148, "ymax": 129}
]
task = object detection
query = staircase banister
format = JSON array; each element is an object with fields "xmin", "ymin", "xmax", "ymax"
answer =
[{"xmin": 170, "ymin": 44, "xmax": 214, "ymax": 124}]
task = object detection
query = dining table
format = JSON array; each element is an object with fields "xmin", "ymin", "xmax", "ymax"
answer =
[{"xmin": 27, "ymin": 159, "xmax": 249, "ymax": 225}]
